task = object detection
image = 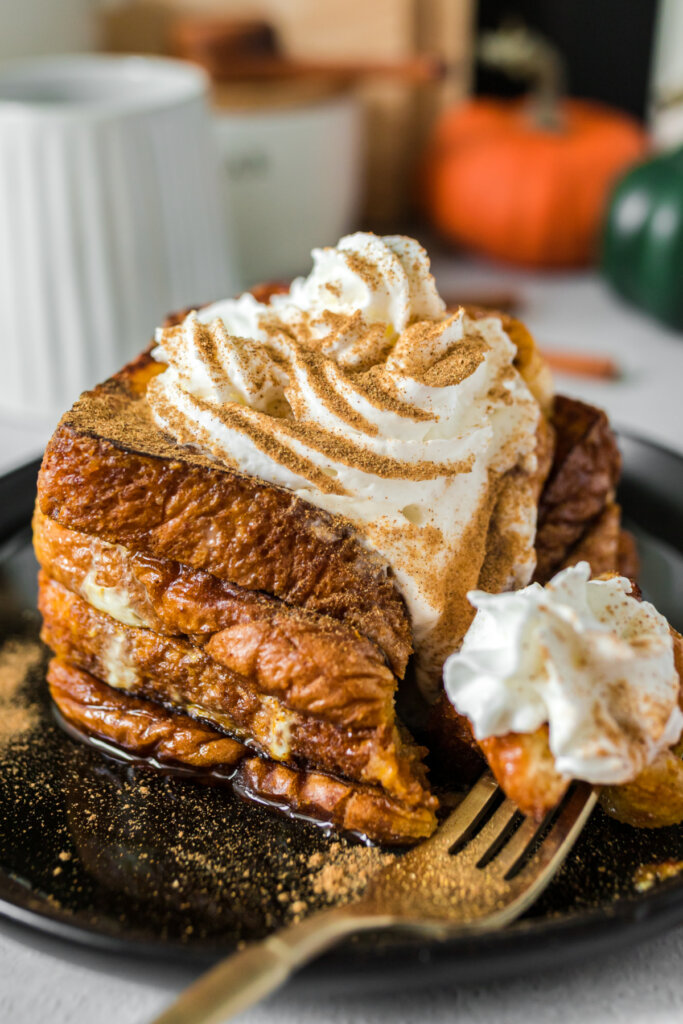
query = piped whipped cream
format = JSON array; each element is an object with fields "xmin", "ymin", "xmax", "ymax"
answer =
[
  {"xmin": 443, "ymin": 562, "xmax": 683, "ymax": 785},
  {"xmin": 148, "ymin": 233, "xmax": 542, "ymax": 697}
]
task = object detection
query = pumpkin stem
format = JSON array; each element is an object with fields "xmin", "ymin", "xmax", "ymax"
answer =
[{"xmin": 478, "ymin": 23, "xmax": 565, "ymax": 131}]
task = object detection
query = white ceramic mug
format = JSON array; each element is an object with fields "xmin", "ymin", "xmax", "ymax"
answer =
[
  {"xmin": 213, "ymin": 91, "xmax": 363, "ymax": 285},
  {"xmin": 0, "ymin": 55, "xmax": 238, "ymax": 418}
]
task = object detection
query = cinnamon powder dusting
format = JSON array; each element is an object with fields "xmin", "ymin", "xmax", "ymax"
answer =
[
  {"xmin": 0, "ymin": 639, "xmax": 43, "ymax": 750},
  {"xmin": 273, "ymin": 841, "xmax": 396, "ymax": 922}
]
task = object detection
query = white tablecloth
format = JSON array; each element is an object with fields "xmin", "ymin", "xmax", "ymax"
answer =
[{"xmin": 2, "ymin": 260, "xmax": 683, "ymax": 1024}]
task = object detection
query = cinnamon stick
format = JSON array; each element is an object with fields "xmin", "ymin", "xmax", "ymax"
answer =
[{"xmin": 539, "ymin": 350, "xmax": 619, "ymax": 380}]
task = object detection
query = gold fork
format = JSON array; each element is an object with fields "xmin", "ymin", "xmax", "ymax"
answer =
[{"xmin": 152, "ymin": 773, "xmax": 596, "ymax": 1024}]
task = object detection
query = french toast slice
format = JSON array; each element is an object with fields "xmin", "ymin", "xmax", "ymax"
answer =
[
  {"xmin": 39, "ymin": 573, "xmax": 434, "ymax": 811},
  {"xmin": 48, "ymin": 660, "xmax": 436, "ymax": 844},
  {"xmin": 33, "ymin": 509, "xmax": 402, "ymax": 725},
  {"xmin": 35, "ymin": 281, "xmax": 632, "ymax": 837},
  {"xmin": 36, "ymin": 351, "xmax": 412, "ymax": 678}
]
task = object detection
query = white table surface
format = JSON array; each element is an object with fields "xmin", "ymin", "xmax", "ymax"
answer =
[{"xmin": 2, "ymin": 259, "xmax": 683, "ymax": 1024}]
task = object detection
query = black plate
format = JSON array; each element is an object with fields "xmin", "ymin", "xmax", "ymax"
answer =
[{"xmin": 1, "ymin": 435, "xmax": 683, "ymax": 994}]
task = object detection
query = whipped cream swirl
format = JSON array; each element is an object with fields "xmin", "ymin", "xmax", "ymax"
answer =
[
  {"xmin": 149, "ymin": 233, "xmax": 542, "ymax": 697},
  {"xmin": 444, "ymin": 562, "xmax": 683, "ymax": 785}
]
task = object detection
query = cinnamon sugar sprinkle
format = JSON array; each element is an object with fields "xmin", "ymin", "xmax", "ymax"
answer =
[
  {"xmin": 0, "ymin": 639, "xmax": 43, "ymax": 751},
  {"xmin": 276, "ymin": 842, "xmax": 397, "ymax": 922},
  {"xmin": 150, "ymin": 303, "xmax": 489, "ymax": 498}
]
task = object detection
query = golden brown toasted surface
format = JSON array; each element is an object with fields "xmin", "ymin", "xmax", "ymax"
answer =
[
  {"xmin": 600, "ymin": 744, "xmax": 683, "ymax": 828},
  {"xmin": 534, "ymin": 395, "xmax": 622, "ymax": 583},
  {"xmin": 48, "ymin": 656, "xmax": 247, "ymax": 768},
  {"xmin": 36, "ymin": 352, "xmax": 412, "ymax": 678},
  {"xmin": 34, "ymin": 508, "xmax": 400, "ymax": 722},
  {"xmin": 428, "ymin": 698, "xmax": 568, "ymax": 820},
  {"xmin": 48, "ymin": 659, "xmax": 436, "ymax": 845},
  {"xmin": 559, "ymin": 501, "xmax": 621, "ymax": 577},
  {"xmin": 39, "ymin": 573, "xmax": 432, "ymax": 807},
  {"xmin": 478, "ymin": 727, "xmax": 570, "ymax": 820},
  {"xmin": 600, "ymin": 631, "xmax": 683, "ymax": 828},
  {"xmin": 428, "ymin": 697, "xmax": 568, "ymax": 820},
  {"xmin": 236, "ymin": 757, "xmax": 436, "ymax": 846}
]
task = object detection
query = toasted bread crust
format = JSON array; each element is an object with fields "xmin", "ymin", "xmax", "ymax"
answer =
[
  {"xmin": 235, "ymin": 757, "xmax": 436, "ymax": 844},
  {"xmin": 48, "ymin": 659, "xmax": 436, "ymax": 844},
  {"xmin": 37, "ymin": 353, "xmax": 412, "ymax": 677},
  {"xmin": 600, "ymin": 631, "xmax": 683, "ymax": 827},
  {"xmin": 535, "ymin": 396, "xmax": 622, "ymax": 583},
  {"xmin": 34, "ymin": 509, "xmax": 400, "ymax": 727},
  {"xmin": 479, "ymin": 727, "xmax": 569, "ymax": 820},
  {"xmin": 48, "ymin": 656, "xmax": 247, "ymax": 768},
  {"xmin": 39, "ymin": 573, "xmax": 432, "ymax": 806},
  {"xmin": 600, "ymin": 745, "xmax": 683, "ymax": 828},
  {"xmin": 428, "ymin": 699, "xmax": 568, "ymax": 819},
  {"xmin": 559, "ymin": 501, "xmax": 621, "ymax": 577}
]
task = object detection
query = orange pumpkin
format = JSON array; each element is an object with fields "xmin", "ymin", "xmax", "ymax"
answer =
[
  {"xmin": 422, "ymin": 26, "xmax": 648, "ymax": 267},
  {"xmin": 423, "ymin": 98, "xmax": 647, "ymax": 267}
]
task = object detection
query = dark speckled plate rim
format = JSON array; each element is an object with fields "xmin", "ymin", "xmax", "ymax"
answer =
[{"xmin": 1, "ymin": 432, "xmax": 683, "ymax": 992}]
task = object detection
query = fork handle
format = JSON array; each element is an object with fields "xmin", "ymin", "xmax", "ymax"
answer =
[{"xmin": 151, "ymin": 906, "xmax": 394, "ymax": 1024}]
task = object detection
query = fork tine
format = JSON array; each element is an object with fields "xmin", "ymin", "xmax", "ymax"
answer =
[
  {"xmin": 449, "ymin": 797, "xmax": 520, "ymax": 862},
  {"xmin": 462, "ymin": 784, "xmax": 597, "ymax": 931},
  {"xmin": 425, "ymin": 771, "xmax": 500, "ymax": 851},
  {"xmin": 505, "ymin": 783, "xmax": 596, "ymax": 883},
  {"xmin": 488, "ymin": 813, "xmax": 542, "ymax": 876}
]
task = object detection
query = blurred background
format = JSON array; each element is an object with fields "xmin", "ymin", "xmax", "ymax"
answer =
[{"xmin": 1, "ymin": 0, "xmax": 682, "ymax": 452}]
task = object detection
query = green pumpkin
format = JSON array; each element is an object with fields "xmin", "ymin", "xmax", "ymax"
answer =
[{"xmin": 602, "ymin": 146, "xmax": 683, "ymax": 331}]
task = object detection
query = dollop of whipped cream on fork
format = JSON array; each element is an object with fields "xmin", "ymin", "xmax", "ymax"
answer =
[
  {"xmin": 149, "ymin": 233, "xmax": 543, "ymax": 698},
  {"xmin": 444, "ymin": 562, "xmax": 683, "ymax": 784}
]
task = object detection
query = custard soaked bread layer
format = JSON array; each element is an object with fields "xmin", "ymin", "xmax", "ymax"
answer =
[
  {"xmin": 38, "ymin": 573, "xmax": 433, "ymax": 810},
  {"xmin": 48, "ymin": 660, "xmax": 436, "ymax": 845},
  {"xmin": 33, "ymin": 508, "xmax": 402, "ymax": 722}
]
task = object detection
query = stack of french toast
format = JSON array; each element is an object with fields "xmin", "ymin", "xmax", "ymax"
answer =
[
  {"xmin": 34, "ymin": 335, "xmax": 443, "ymax": 845},
  {"xmin": 37, "ymin": 222, "xmax": 674, "ymax": 845},
  {"xmin": 34, "ymin": 305, "xmax": 633, "ymax": 844}
]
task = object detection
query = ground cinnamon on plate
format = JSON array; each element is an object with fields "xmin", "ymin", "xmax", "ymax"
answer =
[
  {"xmin": 0, "ymin": 639, "xmax": 43, "ymax": 751},
  {"xmin": 308, "ymin": 841, "xmax": 396, "ymax": 904}
]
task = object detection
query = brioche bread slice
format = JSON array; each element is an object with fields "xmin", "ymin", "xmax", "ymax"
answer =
[
  {"xmin": 33, "ymin": 508, "xmax": 404, "ymax": 730},
  {"xmin": 48, "ymin": 659, "xmax": 436, "ymax": 844},
  {"xmin": 39, "ymin": 573, "xmax": 434, "ymax": 812},
  {"xmin": 37, "ymin": 351, "xmax": 412, "ymax": 678}
]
